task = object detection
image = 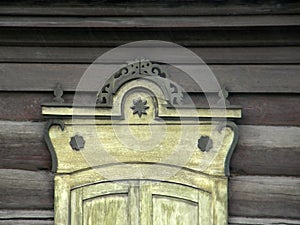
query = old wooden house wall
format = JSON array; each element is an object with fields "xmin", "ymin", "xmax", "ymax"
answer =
[{"xmin": 0, "ymin": 1, "xmax": 299, "ymax": 224}]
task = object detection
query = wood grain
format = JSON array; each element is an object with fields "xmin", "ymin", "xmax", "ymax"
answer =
[
  {"xmin": 0, "ymin": 220, "xmax": 53, "ymax": 225},
  {"xmin": 229, "ymin": 217, "xmax": 300, "ymax": 225},
  {"xmin": 0, "ymin": 64, "xmax": 299, "ymax": 93},
  {"xmin": 1, "ymin": 211, "xmax": 300, "ymax": 225},
  {"xmin": 229, "ymin": 94, "xmax": 300, "ymax": 126},
  {"xmin": 229, "ymin": 176, "xmax": 300, "ymax": 218},
  {"xmin": 0, "ymin": 1, "xmax": 299, "ymax": 16},
  {"xmin": 0, "ymin": 169, "xmax": 53, "ymax": 209},
  {"xmin": 0, "ymin": 1, "xmax": 298, "ymax": 223},
  {"xmin": 0, "ymin": 121, "xmax": 50, "ymax": 170},
  {"xmin": 0, "ymin": 169, "xmax": 299, "ymax": 218},
  {"xmin": 0, "ymin": 210, "xmax": 53, "ymax": 219},
  {"xmin": 231, "ymin": 125, "xmax": 300, "ymax": 176},
  {"xmin": 0, "ymin": 46, "xmax": 299, "ymax": 64},
  {"xmin": 1, "ymin": 93, "xmax": 299, "ymax": 126},
  {"xmin": 0, "ymin": 15, "xmax": 299, "ymax": 28},
  {"xmin": 1, "ymin": 27, "xmax": 298, "ymax": 47},
  {"xmin": 1, "ymin": 218, "xmax": 299, "ymax": 225},
  {"xmin": 0, "ymin": 121, "xmax": 299, "ymax": 175}
]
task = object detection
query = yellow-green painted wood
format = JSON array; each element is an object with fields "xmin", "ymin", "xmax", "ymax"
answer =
[
  {"xmin": 44, "ymin": 78, "xmax": 240, "ymax": 225},
  {"xmin": 83, "ymin": 194, "xmax": 129, "ymax": 225}
]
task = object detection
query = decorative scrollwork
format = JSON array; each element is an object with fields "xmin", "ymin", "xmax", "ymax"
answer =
[
  {"xmin": 96, "ymin": 59, "xmax": 183, "ymax": 106},
  {"xmin": 44, "ymin": 120, "xmax": 65, "ymax": 173}
]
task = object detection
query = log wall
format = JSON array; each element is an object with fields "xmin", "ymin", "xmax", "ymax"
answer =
[{"xmin": 0, "ymin": 1, "xmax": 299, "ymax": 224}]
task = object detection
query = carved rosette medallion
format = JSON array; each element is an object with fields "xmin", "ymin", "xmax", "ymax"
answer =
[
  {"xmin": 130, "ymin": 98, "xmax": 149, "ymax": 118},
  {"xmin": 198, "ymin": 136, "xmax": 213, "ymax": 152},
  {"xmin": 70, "ymin": 135, "xmax": 85, "ymax": 151}
]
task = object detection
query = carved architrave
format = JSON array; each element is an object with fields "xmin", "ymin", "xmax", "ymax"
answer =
[
  {"xmin": 42, "ymin": 61, "xmax": 242, "ymax": 225},
  {"xmin": 96, "ymin": 59, "xmax": 184, "ymax": 106}
]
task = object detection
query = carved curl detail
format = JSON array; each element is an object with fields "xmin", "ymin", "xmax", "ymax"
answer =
[{"xmin": 96, "ymin": 59, "xmax": 183, "ymax": 106}]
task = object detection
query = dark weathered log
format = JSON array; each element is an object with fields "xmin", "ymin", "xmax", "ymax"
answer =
[
  {"xmin": 0, "ymin": 15, "xmax": 299, "ymax": 28},
  {"xmin": 229, "ymin": 94, "xmax": 300, "ymax": 126},
  {"xmin": 229, "ymin": 176, "xmax": 300, "ymax": 218},
  {"xmin": 0, "ymin": 47, "xmax": 299, "ymax": 64},
  {"xmin": 0, "ymin": 92, "xmax": 75, "ymax": 121},
  {"xmin": 0, "ymin": 210, "xmax": 53, "ymax": 219},
  {"xmin": 0, "ymin": 27, "xmax": 298, "ymax": 47},
  {"xmin": 0, "ymin": 220, "xmax": 53, "ymax": 225},
  {"xmin": 0, "ymin": 121, "xmax": 50, "ymax": 170},
  {"xmin": 0, "ymin": 64, "xmax": 299, "ymax": 93},
  {"xmin": 231, "ymin": 125, "xmax": 300, "ymax": 176},
  {"xmin": 1, "ymin": 92, "xmax": 299, "ymax": 126},
  {"xmin": 229, "ymin": 217, "xmax": 300, "ymax": 225},
  {"xmin": 0, "ymin": 169, "xmax": 299, "ymax": 218},
  {"xmin": 0, "ymin": 169, "xmax": 53, "ymax": 209},
  {"xmin": 0, "ymin": 1, "xmax": 299, "ymax": 16}
]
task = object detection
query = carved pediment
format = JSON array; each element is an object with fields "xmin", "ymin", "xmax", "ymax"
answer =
[{"xmin": 42, "ymin": 60, "xmax": 242, "ymax": 225}]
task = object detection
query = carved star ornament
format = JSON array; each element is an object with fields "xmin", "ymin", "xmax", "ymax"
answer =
[{"xmin": 130, "ymin": 98, "xmax": 149, "ymax": 118}]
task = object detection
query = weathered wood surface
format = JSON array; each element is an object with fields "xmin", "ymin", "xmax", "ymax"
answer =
[
  {"xmin": 0, "ymin": 169, "xmax": 53, "ymax": 209},
  {"xmin": 0, "ymin": 2, "xmax": 298, "ymax": 223},
  {"xmin": 1, "ymin": 92, "xmax": 299, "ymax": 126},
  {"xmin": 0, "ymin": 121, "xmax": 50, "ymax": 171},
  {"xmin": 1, "ymin": 27, "xmax": 298, "ymax": 47},
  {"xmin": 0, "ymin": 15, "xmax": 299, "ymax": 28},
  {"xmin": 229, "ymin": 176, "xmax": 300, "ymax": 218},
  {"xmin": 1, "ymin": 211, "xmax": 300, "ymax": 225},
  {"xmin": 231, "ymin": 125, "xmax": 300, "ymax": 176},
  {"xmin": 1, "ymin": 64, "xmax": 300, "ymax": 93},
  {"xmin": 0, "ymin": 121, "xmax": 299, "ymax": 175},
  {"xmin": 0, "ymin": 220, "xmax": 53, "ymax": 225},
  {"xmin": 229, "ymin": 94, "xmax": 300, "ymax": 126},
  {"xmin": 1, "ymin": 218, "xmax": 300, "ymax": 225},
  {"xmin": 0, "ymin": 169, "xmax": 299, "ymax": 219},
  {"xmin": 229, "ymin": 217, "xmax": 300, "ymax": 225},
  {"xmin": 0, "ymin": 0, "xmax": 299, "ymax": 16},
  {"xmin": 0, "ymin": 47, "xmax": 299, "ymax": 64},
  {"xmin": 0, "ymin": 210, "xmax": 53, "ymax": 219},
  {"xmin": 0, "ymin": 92, "xmax": 75, "ymax": 121}
]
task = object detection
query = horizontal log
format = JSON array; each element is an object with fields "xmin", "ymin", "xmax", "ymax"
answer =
[
  {"xmin": 0, "ymin": 64, "xmax": 299, "ymax": 93},
  {"xmin": 228, "ymin": 94, "xmax": 300, "ymax": 126},
  {"xmin": 0, "ymin": 15, "xmax": 299, "ymax": 28},
  {"xmin": 0, "ymin": 92, "xmax": 77, "ymax": 122},
  {"xmin": 0, "ymin": 169, "xmax": 299, "ymax": 218},
  {"xmin": 0, "ymin": 169, "xmax": 53, "ymax": 209},
  {"xmin": 0, "ymin": 121, "xmax": 50, "ymax": 170},
  {"xmin": 0, "ymin": 1, "xmax": 299, "ymax": 16},
  {"xmin": 1, "ymin": 93, "xmax": 299, "ymax": 126},
  {"xmin": 229, "ymin": 217, "xmax": 300, "ymax": 225},
  {"xmin": 0, "ymin": 210, "xmax": 53, "ymax": 219},
  {"xmin": 231, "ymin": 125, "xmax": 300, "ymax": 176},
  {"xmin": 0, "ymin": 220, "xmax": 53, "ymax": 225},
  {"xmin": 0, "ymin": 27, "xmax": 298, "ymax": 47},
  {"xmin": 0, "ymin": 46, "xmax": 299, "ymax": 64},
  {"xmin": 0, "ymin": 121, "xmax": 299, "ymax": 175},
  {"xmin": 229, "ymin": 176, "xmax": 300, "ymax": 218}
]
